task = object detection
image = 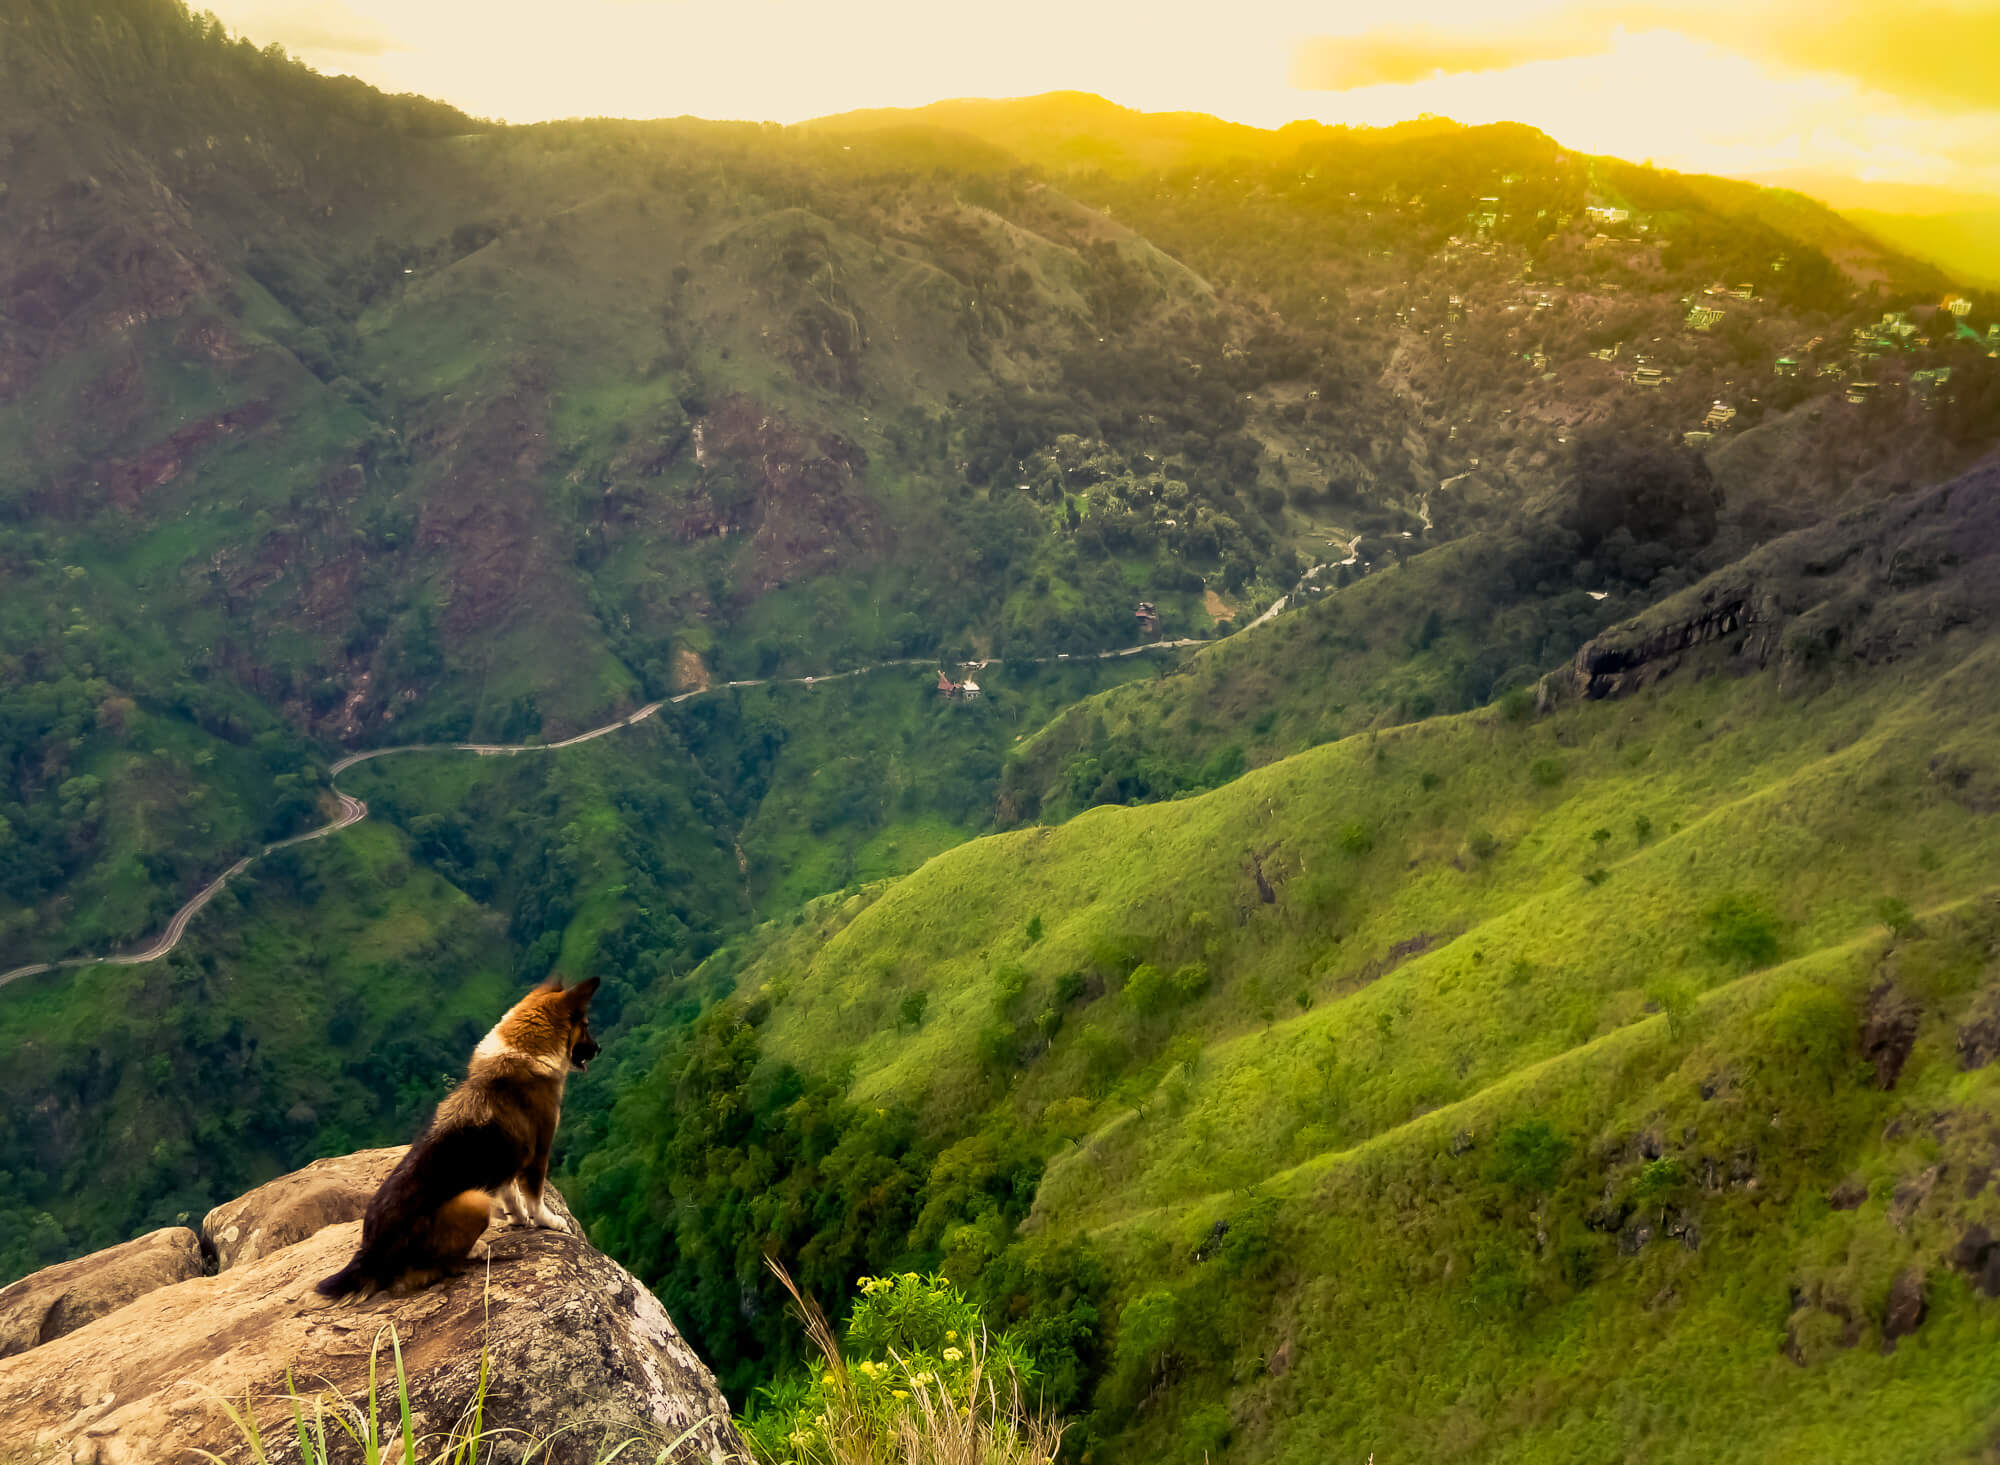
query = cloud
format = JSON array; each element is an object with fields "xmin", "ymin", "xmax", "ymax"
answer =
[
  {"xmin": 1291, "ymin": 1, "xmax": 2000, "ymax": 116},
  {"xmin": 1291, "ymin": 22, "xmax": 1611, "ymax": 92}
]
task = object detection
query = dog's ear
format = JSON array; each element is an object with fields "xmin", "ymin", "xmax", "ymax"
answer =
[
  {"xmin": 566, "ymin": 976, "xmax": 602, "ymax": 1009},
  {"xmin": 531, "ymin": 974, "xmax": 565, "ymax": 995}
]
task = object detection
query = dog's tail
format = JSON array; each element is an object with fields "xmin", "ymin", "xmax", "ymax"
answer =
[{"xmin": 314, "ymin": 1256, "xmax": 366, "ymax": 1300}]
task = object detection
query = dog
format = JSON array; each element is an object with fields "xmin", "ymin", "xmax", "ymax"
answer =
[{"xmin": 316, "ymin": 975, "xmax": 601, "ymax": 1300}]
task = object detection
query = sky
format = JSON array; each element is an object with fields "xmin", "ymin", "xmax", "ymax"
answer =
[{"xmin": 205, "ymin": 0, "xmax": 2000, "ymax": 200}]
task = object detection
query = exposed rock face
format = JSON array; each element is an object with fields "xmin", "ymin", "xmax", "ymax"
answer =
[
  {"xmin": 1951, "ymin": 1223, "xmax": 2000, "ymax": 1298},
  {"xmin": 1861, "ymin": 980, "xmax": 1921, "ymax": 1091},
  {"xmin": 0, "ymin": 1156, "xmax": 747, "ymax": 1465},
  {"xmin": 0, "ymin": 1227, "xmax": 204, "ymax": 1360},
  {"xmin": 1956, "ymin": 992, "xmax": 2000, "ymax": 1071},
  {"xmin": 201, "ymin": 1148, "xmax": 401, "ymax": 1272},
  {"xmin": 1881, "ymin": 1268, "xmax": 1928, "ymax": 1349},
  {"xmin": 1543, "ymin": 462, "xmax": 2000, "ymax": 705}
]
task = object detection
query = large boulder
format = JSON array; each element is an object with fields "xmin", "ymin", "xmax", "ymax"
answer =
[
  {"xmin": 0, "ymin": 1227, "xmax": 204, "ymax": 1360},
  {"xmin": 201, "ymin": 1148, "xmax": 400, "ymax": 1272},
  {"xmin": 199, "ymin": 1147, "xmax": 575, "ymax": 1272},
  {"xmin": 0, "ymin": 1160, "xmax": 746, "ymax": 1465}
]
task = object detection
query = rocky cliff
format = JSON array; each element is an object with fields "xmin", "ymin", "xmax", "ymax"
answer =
[
  {"xmin": 1546, "ymin": 455, "xmax": 2000, "ymax": 704},
  {"xmin": 0, "ymin": 1149, "xmax": 749, "ymax": 1464}
]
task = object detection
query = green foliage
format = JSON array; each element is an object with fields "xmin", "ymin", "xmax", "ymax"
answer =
[
  {"xmin": 1528, "ymin": 756, "xmax": 1566, "ymax": 788},
  {"xmin": 1702, "ymin": 892, "xmax": 1782, "ymax": 968},
  {"xmin": 1108, "ymin": 1288, "xmax": 1180, "ymax": 1404},
  {"xmin": 1486, "ymin": 1118, "xmax": 1570, "ymax": 1196},
  {"xmin": 1873, "ymin": 896, "xmax": 1917, "ymax": 938},
  {"xmin": 744, "ymin": 1271, "xmax": 1060, "ymax": 1465},
  {"xmin": 1629, "ymin": 1155, "xmax": 1686, "ymax": 1209},
  {"xmin": 1645, "ymin": 977, "xmax": 1698, "ymax": 1039},
  {"xmin": 1566, "ymin": 427, "xmax": 1723, "ymax": 562},
  {"xmin": 1756, "ymin": 985, "xmax": 1854, "ymax": 1092}
]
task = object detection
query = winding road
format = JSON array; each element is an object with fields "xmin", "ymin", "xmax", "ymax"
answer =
[{"xmin": 1, "ymin": 627, "xmax": 1252, "ymax": 991}]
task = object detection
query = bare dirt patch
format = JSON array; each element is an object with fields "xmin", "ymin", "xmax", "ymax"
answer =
[{"xmin": 674, "ymin": 647, "xmax": 710, "ymax": 693}]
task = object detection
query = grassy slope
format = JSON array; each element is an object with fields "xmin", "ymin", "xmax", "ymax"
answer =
[
  {"xmin": 1000, "ymin": 531, "xmax": 1628, "ymax": 821},
  {"xmin": 678, "ymin": 623, "xmax": 2000, "ymax": 1461}
]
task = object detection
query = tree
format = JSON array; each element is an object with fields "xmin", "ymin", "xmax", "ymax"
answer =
[{"xmin": 1566, "ymin": 427, "xmax": 1722, "ymax": 558}]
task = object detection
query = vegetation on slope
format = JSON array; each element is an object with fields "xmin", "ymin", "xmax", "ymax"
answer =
[
  {"xmin": 573, "ymin": 533, "xmax": 2000, "ymax": 1458},
  {"xmin": 0, "ymin": 821, "xmax": 516, "ymax": 1282}
]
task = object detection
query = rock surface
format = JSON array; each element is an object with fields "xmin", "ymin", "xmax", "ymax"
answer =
[
  {"xmin": 201, "ymin": 1148, "xmax": 401, "ymax": 1272},
  {"xmin": 1544, "ymin": 461, "xmax": 2000, "ymax": 705},
  {"xmin": 0, "ymin": 1227, "xmax": 205, "ymax": 1361},
  {"xmin": 199, "ymin": 1147, "xmax": 575, "ymax": 1271},
  {"xmin": 0, "ymin": 1156, "xmax": 747, "ymax": 1464},
  {"xmin": 1881, "ymin": 1267, "xmax": 1928, "ymax": 1349}
]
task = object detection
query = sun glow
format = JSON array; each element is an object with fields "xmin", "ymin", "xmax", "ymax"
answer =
[{"xmin": 203, "ymin": 0, "xmax": 2000, "ymax": 195}]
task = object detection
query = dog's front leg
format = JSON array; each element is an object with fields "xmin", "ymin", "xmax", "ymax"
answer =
[
  {"xmin": 521, "ymin": 1128, "xmax": 567, "ymax": 1231},
  {"xmin": 497, "ymin": 1180, "xmax": 534, "ymax": 1228}
]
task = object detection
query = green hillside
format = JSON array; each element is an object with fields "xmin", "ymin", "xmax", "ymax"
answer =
[
  {"xmin": 573, "ymin": 464, "xmax": 2000, "ymax": 1459},
  {"xmin": 8, "ymin": 7, "xmax": 2000, "ymax": 1461},
  {"xmin": 8, "ymin": 0, "xmax": 1997, "ymax": 974}
]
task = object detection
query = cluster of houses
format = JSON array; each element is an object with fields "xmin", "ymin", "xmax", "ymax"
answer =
[{"xmin": 935, "ymin": 670, "xmax": 981, "ymax": 700}]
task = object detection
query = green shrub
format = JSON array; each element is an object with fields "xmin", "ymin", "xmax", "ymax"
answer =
[
  {"xmin": 1183, "ymin": 1404, "xmax": 1233, "ymax": 1460},
  {"xmin": 992, "ymin": 963, "xmax": 1030, "ymax": 1015},
  {"xmin": 1468, "ymin": 829, "xmax": 1499, "ymax": 860},
  {"xmin": 1124, "ymin": 963, "xmax": 1170, "ymax": 1016},
  {"xmin": 1338, "ymin": 821, "xmax": 1374, "ymax": 855},
  {"xmin": 899, "ymin": 991, "xmax": 929, "ymax": 1029},
  {"xmin": 1873, "ymin": 896, "xmax": 1917, "ymax": 938},
  {"xmin": 1107, "ymin": 1288, "xmax": 1180, "ymax": 1405},
  {"xmin": 1499, "ymin": 686, "xmax": 1535, "ymax": 722},
  {"xmin": 977, "ymin": 1023, "xmax": 1021, "ymax": 1072},
  {"xmin": 1630, "ymin": 1156, "xmax": 1686, "ymax": 1209},
  {"xmin": 1757, "ymin": 986, "xmax": 1853, "ymax": 1092},
  {"xmin": 1025, "ymin": 914, "xmax": 1044, "ymax": 944},
  {"xmin": 745, "ymin": 1268, "xmax": 1060, "ymax": 1465},
  {"xmin": 1528, "ymin": 756, "xmax": 1565, "ymax": 788},
  {"xmin": 1633, "ymin": 812, "xmax": 1654, "ymax": 842},
  {"xmin": 1487, "ymin": 1119, "xmax": 1570, "ymax": 1196},
  {"xmin": 1170, "ymin": 962, "xmax": 1210, "ymax": 1001},
  {"xmin": 1645, "ymin": 977, "xmax": 1696, "ymax": 1039},
  {"xmin": 1701, "ymin": 893, "xmax": 1781, "ymax": 968}
]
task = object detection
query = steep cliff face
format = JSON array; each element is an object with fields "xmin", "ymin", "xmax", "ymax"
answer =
[
  {"xmin": 0, "ymin": 1149, "xmax": 749, "ymax": 1464},
  {"xmin": 1547, "ymin": 455, "xmax": 2000, "ymax": 703}
]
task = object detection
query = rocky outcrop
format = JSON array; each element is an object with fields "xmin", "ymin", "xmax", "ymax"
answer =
[
  {"xmin": 1881, "ymin": 1267, "xmax": 1928, "ymax": 1349},
  {"xmin": 201, "ymin": 1148, "xmax": 404, "ymax": 1272},
  {"xmin": 1543, "ymin": 461, "xmax": 2000, "ymax": 705},
  {"xmin": 0, "ymin": 1227, "xmax": 204, "ymax": 1361},
  {"xmin": 1861, "ymin": 980, "xmax": 1920, "ymax": 1091},
  {"xmin": 1956, "ymin": 991, "xmax": 2000, "ymax": 1071},
  {"xmin": 0, "ymin": 1155, "xmax": 748, "ymax": 1465}
]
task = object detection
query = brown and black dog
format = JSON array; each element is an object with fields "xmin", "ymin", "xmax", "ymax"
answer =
[{"xmin": 316, "ymin": 975, "xmax": 601, "ymax": 1300}]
